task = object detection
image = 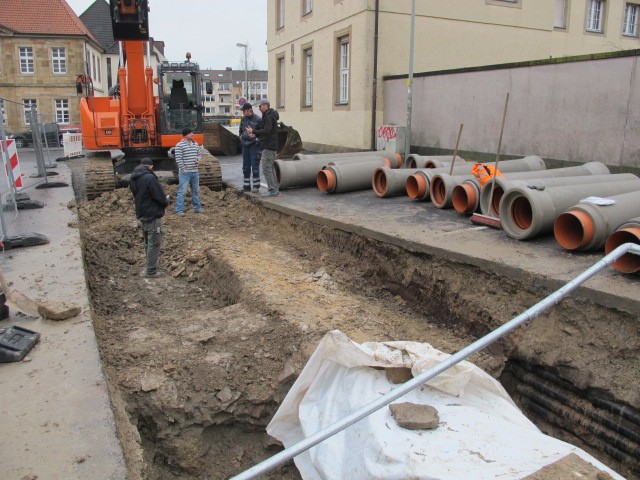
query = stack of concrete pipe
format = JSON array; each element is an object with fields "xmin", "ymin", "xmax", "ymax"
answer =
[
  {"xmin": 407, "ymin": 156, "xmax": 546, "ymax": 203},
  {"xmin": 471, "ymin": 162, "xmax": 612, "ymax": 218},
  {"xmin": 554, "ymin": 191, "xmax": 640, "ymax": 252},
  {"xmin": 430, "ymin": 156, "xmax": 547, "ymax": 209},
  {"xmin": 275, "ymin": 151, "xmax": 402, "ymax": 190},
  {"xmin": 499, "ymin": 174, "xmax": 640, "ymax": 240},
  {"xmin": 317, "ymin": 155, "xmax": 404, "ymax": 194},
  {"xmin": 604, "ymin": 217, "xmax": 640, "ymax": 273},
  {"xmin": 404, "ymin": 154, "xmax": 466, "ymax": 169}
]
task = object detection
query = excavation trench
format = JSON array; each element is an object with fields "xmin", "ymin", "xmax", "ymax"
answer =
[{"xmin": 76, "ymin": 186, "xmax": 639, "ymax": 480}]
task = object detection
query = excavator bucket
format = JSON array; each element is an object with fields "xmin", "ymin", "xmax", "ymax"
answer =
[
  {"xmin": 110, "ymin": 0, "xmax": 150, "ymax": 40},
  {"xmin": 203, "ymin": 123, "xmax": 241, "ymax": 156},
  {"xmin": 276, "ymin": 122, "xmax": 303, "ymax": 158}
]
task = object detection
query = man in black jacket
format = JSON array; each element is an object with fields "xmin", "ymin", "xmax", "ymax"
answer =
[
  {"xmin": 247, "ymin": 98, "xmax": 280, "ymax": 197},
  {"xmin": 130, "ymin": 158, "xmax": 170, "ymax": 278}
]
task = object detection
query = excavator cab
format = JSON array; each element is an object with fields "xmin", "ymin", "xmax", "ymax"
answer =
[{"xmin": 157, "ymin": 61, "xmax": 203, "ymax": 137}]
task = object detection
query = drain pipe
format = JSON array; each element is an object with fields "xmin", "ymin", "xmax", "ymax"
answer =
[
  {"xmin": 605, "ymin": 217, "xmax": 640, "ymax": 273},
  {"xmin": 554, "ymin": 191, "xmax": 640, "ymax": 251},
  {"xmin": 478, "ymin": 162, "xmax": 611, "ymax": 217},
  {"xmin": 418, "ymin": 155, "xmax": 547, "ymax": 204},
  {"xmin": 370, "ymin": 0, "xmax": 379, "ymax": 150},
  {"xmin": 276, "ymin": 153, "xmax": 398, "ymax": 190},
  {"xmin": 229, "ymin": 243, "xmax": 640, "ymax": 480},
  {"xmin": 317, "ymin": 158, "xmax": 389, "ymax": 193},
  {"xmin": 404, "ymin": 154, "xmax": 466, "ymax": 169},
  {"xmin": 372, "ymin": 167, "xmax": 420, "ymax": 198},
  {"xmin": 500, "ymin": 175, "xmax": 640, "ymax": 240},
  {"xmin": 406, "ymin": 164, "xmax": 478, "ymax": 201},
  {"xmin": 294, "ymin": 151, "xmax": 393, "ymax": 162}
]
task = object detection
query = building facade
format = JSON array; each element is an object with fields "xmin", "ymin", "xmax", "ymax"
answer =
[
  {"xmin": 0, "ymin": 0, "xmax": 100, "ymax": 132},
  {"xmin": 202, "ymin": 69, "xmax": 268, "ymax": 121},
  {"xmin": 267, "ymin": 0, "xmax": 640, "ymax": 152}
]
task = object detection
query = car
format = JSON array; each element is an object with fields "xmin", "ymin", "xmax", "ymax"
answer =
[{"xmin": 11, "ymin": 125, "xmax": 80, "ymax": 148}]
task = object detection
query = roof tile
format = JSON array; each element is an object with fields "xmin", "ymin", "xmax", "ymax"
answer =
[{"xmin": 0, "ymin": 0, "xmax": 96, "ymax": 41}]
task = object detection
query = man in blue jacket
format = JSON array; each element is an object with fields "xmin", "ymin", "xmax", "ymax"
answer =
[
  {"xmin": 130, "ymin": 158, "xmax": 170, "ymax": 278},
  {"xmin": 247, "ymin": 98, "xmax": 280, "ymax": 197},
  {"xmin": 238, "ymin": 103, "xmax": 261, "ymax": 192}
]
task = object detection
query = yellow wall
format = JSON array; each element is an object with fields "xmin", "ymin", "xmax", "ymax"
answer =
[{"xmin": 267, "ymin": 0, "xmax": 640, "ymax": 151}]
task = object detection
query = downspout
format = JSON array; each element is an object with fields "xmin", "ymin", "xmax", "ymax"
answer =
[{"xmin": 370, "ymin": 0, "xmax": 379, "ymax": 150}]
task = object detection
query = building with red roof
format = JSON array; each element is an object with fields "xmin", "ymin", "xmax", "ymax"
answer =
[{"xmin": 0, "ymin": 0, "xmax": 102, "ymax": 132}]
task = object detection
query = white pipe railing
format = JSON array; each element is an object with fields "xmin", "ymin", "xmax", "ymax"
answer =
[{"xmin": 230, "ymin": 243, "xmax": 640, "ymax": 480}]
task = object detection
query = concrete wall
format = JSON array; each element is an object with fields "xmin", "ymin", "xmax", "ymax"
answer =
[
  {"xmin": 267, "ymin": 0, "xmax": 640, "ymax": 153},
  {"xmin": 382, "ymin": 52, "xmax": 640, "ymax": 170}
]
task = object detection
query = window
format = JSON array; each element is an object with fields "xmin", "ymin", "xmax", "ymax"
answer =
[
  {"xmin": 304, "ymin": 49, "xmax": 313, "ymax": 106},
  {"xmin": 19, "ymin": 47, "xmax": 34, "ymax": 74},
  {"xmin": 23, "ymin": 99, "xmax": 36, "ymax": 125},
  {"xmin": 106, "ymin": 58, "xmax": 112, "ymax": 89},
  {"xmin": 338, "ymin": 37, "xmax": 350, "ymax": 104},
  {"xmin": 277, "ymin": 56, "xmax": 285, "ymax": 108},
  {"xmin": 262, "ymin": 82, "xmax": 268, "ymax": 89},
  {"xmin": 277, "ymin": 0, "xmax": 285, "ymax": 29},
  {"xmin": 624, "ymin": 3, "xmax": 639, "ymax": 36},
  {"xmin": 554, "ymin": 0, "xmax": 568, "ymax": 28},
  {"xmin": 51, "ymin": 47, "xmax": 66, "ymax": 74},
  {"xmin": 586, "ymin": 0, "xmax": 604, "ymax": 32},
  {"xmin": 220, "ymin": 83, "xmax": 230, "ymax": 91},
  {"xmin": 303, "ymin": 0, "xmax": 313, "ymax": 15},
  {"xmin": 55, "ymin": 99, "xmax": 70, "ymax": 124},
  {"xmin": 205, "ymin": 107, "xmax": 212, "ymax": 114}
]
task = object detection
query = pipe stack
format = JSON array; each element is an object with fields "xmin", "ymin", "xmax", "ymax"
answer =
[
  {"xmin": 554, "ymin": 191, "xmax": 640, "ymax": 252},
  {"xmin": 605, "ymin": 217, "xmax": 640, "ymax": 273},
  {"xmin": 408, "ymin": 156, "xmax": 546, "ymax": 203},
  {"xmin": 404, "ymin": 154, "xmax": 466, "ymax": 169},
  {"xmin": 499, "ymin": 174, "xmax": 640, "ymax": 240},
  {"xmin": 476, "ymin": 162, "xmax": 611, "ymax": 218}
]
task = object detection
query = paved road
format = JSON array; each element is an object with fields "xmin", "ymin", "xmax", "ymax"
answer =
[{"xmin": 218, "ymin": 153, "xmax": 640, "ymax": 316}]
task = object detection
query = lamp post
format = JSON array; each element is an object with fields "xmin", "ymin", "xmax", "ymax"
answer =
[{"xmin": 236, "ymin": 43, "xmax": 248, "ymax": 101}]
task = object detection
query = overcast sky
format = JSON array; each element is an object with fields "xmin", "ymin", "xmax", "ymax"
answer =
[{"xmin": 65, "ymin": 0, "xmax": 268, "ymax": 71}]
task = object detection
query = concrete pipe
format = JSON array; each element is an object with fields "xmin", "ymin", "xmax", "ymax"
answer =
[
  {"xmin": 479, "ymin": 162, "xmax": 611, "ymax": 217},
  {"xmin": 604, "ymin": 217, "xmax": 640, "ymax": 273},
  {"xmin": 326, "ymin": 155, "xmax": 400, "ymax": 169},
  {"xmin": 276, "ymin": 154, "xmax": 397, "ymax": 189},
  {"xmin": 294, "ymin": 151, "xmax": 398, "ymax": 162},
  {"xmin": 406, "ymin": 164, "xmax": 476, "ymax": 201},
  {"xmin": 554, "ymin": 191, "xmax": 640, "ymax": 251},
  {"xmin": 317, "ymin": 158, "xmax": 389, "ymax": 194},
  {"xmin": 372, "ymin": 167, "xmax": 421, "ymax": 198},
  {"xmin": 452, "ymin": 178, "xmax": 482, "ymax": 214},
  {"xmin": 499, "ymin": 174, "xmax": 640, "ymax": 240},
  {"xmin": 404, "ymin": 154, "xmax": 465, "ymax": 169},
  {"xmin": 426, "ymin": 156, "xmax": 547, "ymax": 206}
]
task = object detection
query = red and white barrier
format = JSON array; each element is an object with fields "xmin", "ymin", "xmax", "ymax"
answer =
[{"xmin": 0, "ymin": 139, "xmax": 25, "ymax": 190}]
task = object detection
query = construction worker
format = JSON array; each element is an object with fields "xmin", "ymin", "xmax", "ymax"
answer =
[
  {"xmin": 174, "ymin": 128, "xmax": 202, "ymax": 215},
  {"xmin": 238, "ymin": 103, "xmax": 261, "ymax": 192},
  {"xmin": 130, "ymin": 158, "xmax": 170, "ymax": 278},
  {"xmin": 247, "ymin": 98, "xmax": 280, "ymax": 197}
]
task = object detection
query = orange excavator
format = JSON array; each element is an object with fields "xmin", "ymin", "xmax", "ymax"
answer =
[{"xmin": 79, "ymin": 0, "xmax": 221, "ymax": 199}]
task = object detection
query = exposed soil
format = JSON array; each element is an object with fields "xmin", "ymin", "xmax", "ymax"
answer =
[{"xmin": 74, "ymin": 181, "xmax": 639, "ymax": 479}]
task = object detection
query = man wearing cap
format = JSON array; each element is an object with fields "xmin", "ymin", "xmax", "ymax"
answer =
[
  {"xmin": 238, "ymin": 103, "xmax": 261, "ymax": 192},
  {"xmin": 174, "ymin": 127, "xmax": 202, "ymax": 215},
  {"xmin": 130, "ymin": 158, "xmax": 170, "ymax": 278},
  {"xmin": 246, "ymin": 98, "xmax": 280, "ymax": 197}
]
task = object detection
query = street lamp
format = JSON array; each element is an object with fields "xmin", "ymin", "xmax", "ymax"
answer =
[{"xmin": 236, "ymin": 42, "xmax": 248, "ymax": 102}]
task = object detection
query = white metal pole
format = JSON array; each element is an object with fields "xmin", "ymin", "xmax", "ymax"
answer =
[{"xmin": 404, "ymin": 0, "xmax": 416, "ymax": 157}]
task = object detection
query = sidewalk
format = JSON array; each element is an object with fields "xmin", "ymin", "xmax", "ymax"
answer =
[
  {"xmin": 218, "ymin": 154, "xmax": 640, "ymax": 316},
  {"xmin": 0, "ymin": 148, "xmax": 126, "ymax": 479}
]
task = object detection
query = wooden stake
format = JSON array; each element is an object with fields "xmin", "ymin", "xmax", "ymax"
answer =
[
  {"xmin": 487, "ymin": 93, "xmax": 510, "ymax": 210},
  {"xmin": 448, "ymin": 123, "xmax": 464, "ymax": 176}
]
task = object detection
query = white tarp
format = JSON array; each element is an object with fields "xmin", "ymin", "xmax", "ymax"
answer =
[{"xmin": 267, "ymin": 330, "xmax": 623, "ymax": 480}]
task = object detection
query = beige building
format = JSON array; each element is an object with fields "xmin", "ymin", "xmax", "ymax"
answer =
[
  {"xmin": 0, "ymin": 0, "xmax": 99, "ymax": 132},
  {"xmin": 267, "ymin": 0, "xmax": 640, "ymax": 152}
]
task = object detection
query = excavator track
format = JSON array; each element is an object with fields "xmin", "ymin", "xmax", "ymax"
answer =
[
  {"xmin": 85, "ymin": 156, "xmax": 117, "ymax": 200},
  {"xmin": 199, "ymin": 150, "xmax": 223, "ymax": 191}
]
